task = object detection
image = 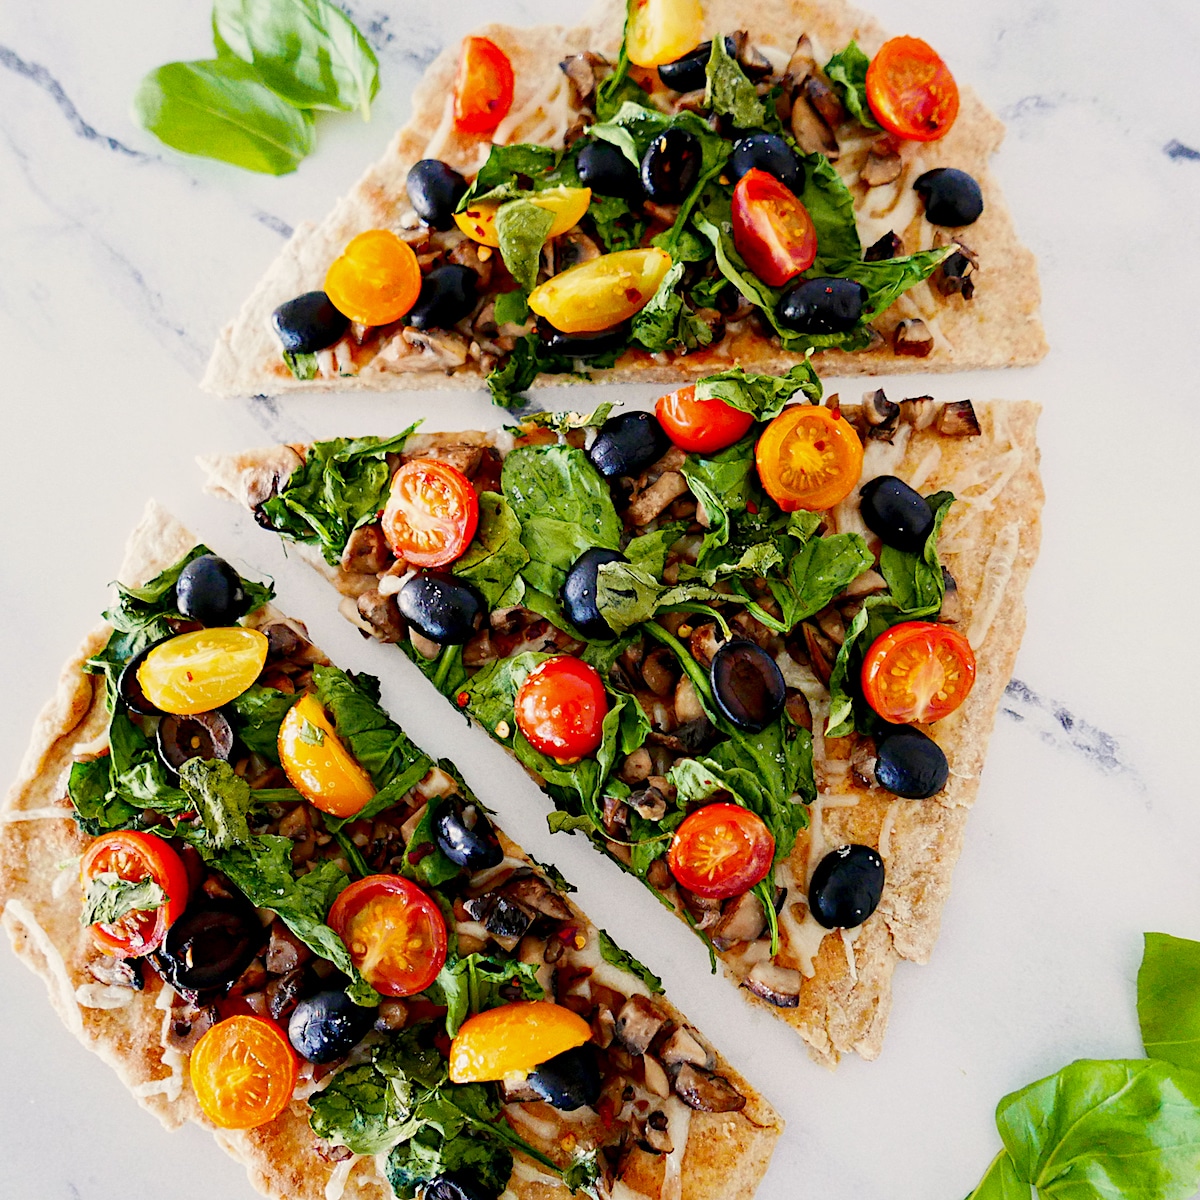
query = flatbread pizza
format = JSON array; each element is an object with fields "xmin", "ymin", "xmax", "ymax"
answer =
[
  {"xmin": 201, "ymin": 369, "xmax": 1043, "ymax": 1064},
  {"xmin": 203, "ymin": 0, "xmax": 1045, "ymax": 404},
  {"xmin": 0, "ymin": 503, "xmax": 782, "ymax": 1200}
]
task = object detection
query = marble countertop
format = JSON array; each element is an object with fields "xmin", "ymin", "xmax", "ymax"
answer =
[{"xmin": 3, "ymin": 1, "xmax": 1199, "ymax": 1197}]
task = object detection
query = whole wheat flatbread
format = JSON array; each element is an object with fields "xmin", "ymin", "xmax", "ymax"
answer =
[
  {"xmin": 203, "ymin": 0, "xmax": 1046, "ymax": 398},
  {"xmin": 201, "ymin": 399, "xmax": 1043, "ymax": 1065},
  {"xmin": 0, "ymin": 502, "xmax": 782, "ymax": 1200}
]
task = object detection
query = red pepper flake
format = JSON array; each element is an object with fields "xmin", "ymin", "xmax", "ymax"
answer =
[
  {"xmin": 407, "ymin": 843, "xmax": 435, "ymax": 865},
  {"xmin": 624, "ymin": 287, "xmax": 641, "ymax": 303},
  {"xmin": 746, "ymin": 501, "xmax": 758, "ymax": 515},
  {"xmin": 456, "ymin": 691, "xmax": 470, "ymax": 708},
  {"xmin": 433, "ymin": 1031, "xmax": 452, "ymax": 1058},
  {"xmin": 557, "ymin": 924, "xmax": 578, "ymax": 943},
  {"xmin": 597, "ymin": 1096, "xmax": 616, "ymax": 1129}
]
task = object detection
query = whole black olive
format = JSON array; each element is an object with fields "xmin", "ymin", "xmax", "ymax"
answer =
[
  {"xmin": 176, "ymin": 554, "xmax": 248, "ymax": 626},
  {"xmin": 914, "ymin": 168, "xmax": 984, "ymax": 227},
  {"xmin": 425, "ymin": 1174, "xmax": 496, "ymax": 1200},
  {"xmin": 561, "ymin": 548, "xmax": 626, "ymax": 640},
  {"xmin": 527, "ymin": 1044, "xmax": 602, "ymax": 1111},
  {"xmin": 157, "ymin": 710, "xmax": 234, "ymax": 773},
  {"xmin": 808, "ymin": 844, "xmax": 885, "ymax": 929},
  {"xmin": 859, "ymin": 475, "xmax": 934, "ymax": 553},
  {"xmin": 777, "ymin": 277, "xmax": 869, "ymax": 334},
  {"xmin": 406, "ymin": 159, "xmax": 469, "ymax": 230},
  {"xmin": 287, "ymin": 989, "xmax": 376, "ymax": 1064},
  {"xmin": 874, "ymin": 727, "xmax": 949, "ymax": 799},
  {"xmin": 657, "ymin": 37, "xmax": 735, "ymax": 92},
  {"xmin": 118, "ymin": 642, "xmax": 164, "ymax": 715},
  {"xmin": 397, "ymin": 574, "xmax": 484, "ymax": 645},
  {"xmin": 406, "ymin": 265, "xmax": 478, "ymax": 331},
  {"xmin": 576, "ymin": 140, "xmax": 643, "ymax": 201},
  {"xmin": 152, "ymin": 899, "xmax": 266, "ymax": 1001},
  {"xmin": 536, "ymin": 316, "xmax": 632, "ymax": 357},
  {"xmin": 435, "ymin": 802, "xmax": 504, "ymax": 871},
  {"xmin": 710, "ymin": 640, "xmax": 786, "ymax": 732},
  {"xmin": 588, "ymin": 411, "xmax": 670, "ymax": 480},
  {"xmin": 271, "ymin": 291, "xmax": 349, "ymax": 355},
  {"xmin": 729, "ymin": 132, "xmax": 805, "ymax": 194},
  {"xmin": 640, "ymin": 128, "xmax": 701, "ymax": 203}
]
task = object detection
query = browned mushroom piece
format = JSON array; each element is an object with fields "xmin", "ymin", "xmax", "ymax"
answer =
[
  {"xmin": 937, "ymin": 399, "xmax": 982, "ymax": 438},
  {"xmin": 558, "ymin": 50, "xmax": 609, "ymax": 106},
  {"xmin": 744, "ymin": 962, "xmax": 802, "ymax": 1008},
  {"xmin": 501, "ymin": 1077, "xmax": 543, "ymax": 1103},
  {"xmin": 642, "ymin": 1054, "xmax": 672, "ymax": 1098},
  {"xmin": 730, "ymin": 30, "xmax": 773, "ymax": 79},
  {"xmin": 850, "ymin": 737, "xmax": 879, "ymax": 788},
  {"xmin": 673, "ymin": 675, "xmax": 705, "ymax": 724},
  {"xmin": 841, "ymin": 568, "xmax": 888, "ymax": 599},
  {"xmin": 602, "ymin": 793, "xmax": 632, "ymax": 839},
  {"xmin": 641, "ymin": 1110, "xmax": 674, "ymax": 1154},
  {"xmin": 264, "ymin": 621, "xmax": 310, "ymax": 661},
  {"xmin": 780, "ymin": 34, "xmax": 819, "ymax": 101},
  {"xmin": 791, "ymin": 85, "xmax": 840, "ymax": 158},
  {"xmin": 265, "ymin": 921, "xmax": 312, "ymax": 975},
  {"xmin": 618, "ymin": 746, "xmax": 654, "ymax": 784},
  {"xmin": 784, "ymin": 688, "xmax": 813, "ymax": 732},
  {"xmin": 338, "ymin": 524, "xmax": 392, "ymax": 574},
  {"xmin": 801, "ymin": 622, "xmax": 836, "ymax": 687},
  {"xmin": 614, "ymin": 994, "xmax": 668, "ymax": 1055},
  {"xmin": 899, "ymin": 395, "xmax": 937, "ymax": 430},
  {"xmin": 408, "ymin": 627, "xmax": 442, "ymax": 660},
  {"xmin": 646, "ymin": 857, "xmax": 673, "ymax": 891},
  {"xmin": 462, "ymin": 893, "xmax": 535, "ymax": 951},
  {"xmin": 861, "ymin": 388, "xmax": 900, "ymax": 437},
  {"xmin": 165, "ymin": 1000, "xmax": 218, "ymax": 1053},
  {"xmin": 357, "ymin": 589, "xmax": 405, "ymax": 644},
  {"xmin": 935, "ymin": 243, "xmax": 979, "ymax": 299},
  {"xmin": 640, "ymin": 647, "xmax": 678, "ymax": 697},
  {"xmin": 502, "ymin": 872, "xmax": 573, "ymax": 921},
  {"xmin": 673, "ymin": 1063, "xmax": 747, "ymax": 1112},
  {"xmin": 861, "ymin": 148, "xmax": 902, "ymax": 187},
  {"xmin": 688, "ymin": 622, "xmax": 724, "ymax": 669},
  {"xmin": 660, "ymin": 1025, "xmax": 710, "ymax": 1068},
  {"xmin": 801, "ymin": 76, "xmax": 847, "ymax": 131},
  {"xmin": 893, "ymin": 318, "xmax": 935, "ymax": 358},
  {"xmin": 554, "ymin": 230, "xmax": 603, "ymax": 272},
  {"xmin": 815, "ymin": 605, "xmax": 846, "ymax": 646},
  {"xmin": 446, "ymin": 239, "xmax": 494, "ymax": 289},
  {"xmin": 627, "ymin": 783, "xmax": 669, "ymax": 821},
  {"xmin": 87, "ymin": 956, "xmax": 143, "ymax": 990},
  {"xmin": 591, "ymin": 1005, "xmax": 617, "ymax": 1049},
  {"xmin": 864, "ymin": 230, "xmax": 904, "ymax": 262},
  {"xmin": 400, "ymin": 328, "xmax": 471, "ymax": 369},
  {"xmin": 938, "ymin": 569, "xmax": 963, "ymax": 624},
  {"xmin": 712, "ymin": 890, "xmax": 767, "ymax": 949},
  {"xmin": 626, "ymin": 471, "xmax": 689, "ymax": 526}
]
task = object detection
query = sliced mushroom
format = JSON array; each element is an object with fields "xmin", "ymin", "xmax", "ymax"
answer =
[
  {"xmin": 730, "ymin": 31, "xmax": 773, "ymax": 79},
  {"xmin": 849, "ymin": 736, "xmax": 879, "ymax": 788},
  {"xmin": 641, "ymin": 1110, "xmax": 674, "ymax": 1154},
  {"xmin": 357, "ymin": 589, "xmax": 405, "ymax": 644},
  {"xmin": 899, "ymin": 396, "xmax": 938, "ymax": 430},
  {"xmin": 503, "ymin": 873, "xmax": 573, "ymax": 921},
  {"xmin": 339, "ymin": 524, "xmax": 392, "ymax": 574},
  {"xmin": 801, "ymin": 76, "xmax": 847, "ymax": 131},
  {"xmin": 626, "ymin": 472, "xmax": 689, "ymax": 526},
  {"xmin": 893, "ymin": 318, "xmax": 935, "ymax": 358},
  {"xmin": 602, "ymin": 793, "xmax": 631, "ymax": 839},
  {"xmin": 935, "ymin": 243, "xmax": 979, "ymax": 300},
  {"xmin": 165, "ymin": 1002, "xmax": 218, "ymax": 1053},
  {"xmin": 445, "ymin": 239, "xmax": 494, "ymax": 289},
  {"xmin": 618, "ymin": 746, "xmax": 654, "ymax": 784},
  {"xmin": 744, "ymin": 962, "xmax": 802, "ymax": 1008},
  {"xmin": 640, "ymin": 648, "xmax": 678, "ymax": 697},
  {"xmin": 87, "ymin": 956, "xmax": 143, "ymax": 990},
  {"xmin": 614, "ymin": 994, "xmax": 668, "ymax": 1055},
  {"xmin": 660, "ymin": 1025, "xmax": 710, "ymax": 1068},
  {"xmin": 591, "ymin": 1005, "xmax": 616, "ymax": 1049},
  {"xmin": 861, "ymin": 388, "xmax": 898, "ymax": 431},
  {"xmin": 802, "ymin": 622, "xmax": 836, "ymax": 688},
  {"xmin": 791, "ymin": 85, "xmax": 839, "ymax": 158},
  {"xmin": 408, "ymin": 628, "xmax": 442, "ymax": 659},
  {"xmin": 418, "ymin": 442, "xmax": 485, "ymax": 479},
  {"xmin": 864, "ymin": 231, "xmax": 903, "ymax": 262},
  {"xmin": 937, "ymin": 399, "xmax": 982, "ymax": 438},
  {"xmin": 674, "ymin": 675, "xmax": 705, "ymax": 724},
  {"xmin": 939, "ymin": 569, "xmax": 963, "ymax": 624},
  {"xmin": 712, "ymin": 890, "xmax": 767, "ymax": 949},
  {"xmin": 642, "ymin": 1053, "xmax": 672, "ymax": 1098},
  {"xmin": 688, "ymin": 622, "xmax": 724, "ymax": 669},
  {"xmin": 815, "ymin": 606, "xmax": 846, "ymax": 646},
  {"xmin": 842, "ymin": 568, "xmax": 888, "ymax": 599},
  {"xmin": 780, "ymin": 35, "xmax": 819, "ymax": 102},
  {"xmin": 400, "ymin": 327, "xmax": 470, "ymax": 369},
  {"xmin": 673, "ymin": 1063, "xmax": 746, "ymax": 1112},
  {"xmin": 628, "ymin": 784, "xmax": 669, "ymax": 821},
  {"xmin": 265, "ymin": 922, "xmax": 312, "ymax": 976},
  {"xmin": 559, "ymin": 50, "xmax": 608, "ymax": 106},
  {"xmin": 555, "ymin": 230, "xmax": 602, "ymax": 272},
  {"xmin": 861, "ymin": 148, "xmax": 902, "ymax": 187},
  {"xmin": 784, "ymin": 688, "xmax": 813, "ymax": 732}
]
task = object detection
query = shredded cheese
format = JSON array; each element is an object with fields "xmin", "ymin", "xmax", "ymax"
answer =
[
  {"xmin": 661, "ymin": 1097, "xmax": 693, "ymax": 1200},
  {"xmin": 74, "ymin": 982, "xmax": 135, "ymax": 1009},
  {"xmin": 967, "ymin": 523, "xmax": 1021, "ymax": 649},
  {"xmin": 323, "ymin": 1156, "xmax": 358, "ymax": 1200},
  {"xmin": 1, "ymin": 805, "xmax": 74, "ymax": 822},
  {"xmin": 878, "ymin": 799, "xmax": 901, "ymax": 861},
  {"xmin": 840, "ymin": 925, "xmax": 861, "ymax": 984}
]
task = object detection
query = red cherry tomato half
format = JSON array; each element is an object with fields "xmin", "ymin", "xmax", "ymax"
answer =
[
  {"xmin": 731, "ymin": 169, "xmax": 818, "ymax": 288},
  {"xmin": 80, "ymin": 831, "xmax": 190, "ymax": 957},
  {"xmin": 381, "ymin": 458, "xmax": 480, "ymax": 569},
  {"xmin": 861, "ymin": 621, "xmax": 976, "ymax": 724},
  {"xmin": 328, "ymin": 875, "xmax": 449, "ymax": 997},
  {"xmin": 865, "ymin": 37, "xmax": 960, "ymax": 143},
  {"xmin": 667, "ymin": 803, "xmax": 775, "ymax": 899},
  {"xmin": 454, "ymin": 36, "xmax": 515, "ymax": 136},
  {"xmin": 655, "ymin": 385, "xmax": 755, "ymax": 455},
  {"xmin": 514, "ymin": 656, "xmax": 608, "ymax": 762}
]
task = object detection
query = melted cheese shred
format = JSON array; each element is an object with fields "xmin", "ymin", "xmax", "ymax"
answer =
[
  {"xmin": 3, "ymin": 899, "xmax": 83, "ymax": 1036},
  {"xmin": 134, "ymin": 982, "xmax": 184, "ymax": 1101},
  {"xmin": 323, "ymin": 1156, "xmax": 358, "ymax": 1200},
  {"xmin": 75, "ymin": 982, "xmax": 135, "ymax": 1010},
  {"xmin": 967, "ymin": 523, "xmax": 1021, "ymax": 649},
  {"xmin": 0, "ymin": 805, "xmax": 74, "ymax": 822},
  {"xmin": 661, "ymin": 1097, "xmax": 693, "ymax": 1200}
]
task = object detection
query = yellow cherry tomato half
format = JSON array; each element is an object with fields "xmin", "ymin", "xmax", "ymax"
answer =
[
  {"xmin": 277, "ymin": 693, "xmax": 376, "ymax": 818},
  {"xmin": 626, "ymin": 0, "xmax": 704, "ymax": 67},
  {"xmin": 137, "ymin": 627, "xmax": 268, "ymax": 716},
  {"xmin": 755, "ymin": 404, "xmax": 865, "ymax": 512},
  {"xmin": 190, "ymin": 1015, "xmax": 298, "ymax": 1130},
  {"xmin": 453, "ymin": 186, "xmax": 593, "ymax": 248},
  {"xmin": 449, "ymin": 1000, "xmax": 592, "ymax": 1084},
  {"xmin": 528, "ymin": 247, "xmax": 672, "ymax": 334},
  {"xmin": 324, "ymin": 229, "xmax": 421, "ymax": 326}
]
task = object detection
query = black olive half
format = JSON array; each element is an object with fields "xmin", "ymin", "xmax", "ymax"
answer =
[
  {"xmin": 710, "ymin": 640, "xmax": 786, "ymax": 732},
  {"xmin": 407, "ymin": 265, "xmax": 478, "ymax": 331},
  {"xmin": 561, "ymin": 548, "xmax": 626, "ymax": 640},
  {"xmin": 808, "ymin": 844, "xmax": 885, "ymax": 929},
  {"xmin": 271, "ymin": 292, "xmax": 349, "ymax": 355},
  {"xmin": 152, "ymin": 899, "xmax": 266, "ymax": 1001},
  {"xmin": 157, "ymin": 710, "xmax": 234, "ymax": 774},
  {"xmin": 435, "ymin": 802, "xmax": 504, "ymax": 871},
  {"xmin": 536, "ymin": 316, "xmax": 631, "ymax": 357},
  {"xmin": 588, "ymin": 411, "xmax": 670, "ymax": 480},
  {"xmin": 657, "ymin": 37, "xmax": 735, "ymax": 92},
  {"xmin": 176, "ymin": 554, "xmax": 249, "ymax": 627},
  {"xmin": 576, "ymin": 140, "xmax": 643, "ymax": 201},
  {"xmin": 288, "ymin": 989, "xmax": 376, "ymax": 1064},
  {"xmin": 118, "ymin": 643, "xmax": 164, "ymax": 716},
  {"xmin": 641, "ymin": 128, "xmax": 702, "ymax": 203},
  {"xmin": 527, "ymin": 1044, "xmax": 602, "ymax": 1111},
  {"xmin": 406, "ymin": 159, "xmax": 469, "ymax": 230},
  {"xmin": 729, "ymin": 132, "xmax": 805, "ymax": 194},
  {"xmin": 914, "ymin": 168, "xmax": 984, "ymax": 227},
  {"xmin": 874, "ymin": 727, "xmax": 949, "ymax": 799},
  {"xmin": 859, "ymin": 475, "xmax": 934, "ymax": 553},
  {"xmin": 777, "ymin": 277, "xmax": 868, "ymax": 335},
  {"xmin": 425, "ymin": 1174, "xmax": 496, "ymax": 1200},
  {"xmin": 397, "ymin": 574, "xmax": 484, "ymax": 645}
]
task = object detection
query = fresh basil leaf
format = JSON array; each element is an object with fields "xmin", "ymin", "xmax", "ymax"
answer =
[
  {"xmin": 495, "ymin": 199, "xmax": 555, "ymax": 292},
  {"xmin": 179, "ymin": 758, "xmax": 252, "ymax": 850},
  {"xmin": 705, "ymin": 34, "xmax": 765, "ymax": 127},
  {"xmin": 824, "ymin": 42, "xmax": 881, "ymax": 131},
  {"xmin": 282, "ymin": 350, "xmax": 319, "ymax": 379},
  {"xmin": 431, "ymin": 954, "xmax": 544, "ymax": 1037},
  {"xmin": 694, "ymin": 360, "xmax": 823, "ymax": 419},
  {"xmin": 1140, "ymin": 933, "xmax": 1200, "ymax": 1073},
  {"xmin": 230, "ymin": 684, "xmax": 296, "ymax": 762},
  {"xmin": 964, "ymin": 1151, "xmax": 1032, "ymax": 1200},
  {"xmin": 596, "ymin": 928, "xmax": 664, "ymax": 994},
  {"xmin": 630, "ymin": 260, "xmax": 715, "ymax": 354},
  {"xmin": 878, "ymin": 490, "xmax": 953, "ymax": 616},
  {"xmin": 133, "ymin": 58, "xmax": 315, "ymax": 175},
  {"xmin": 80, "ymin": 873, "xmax": 166, "ymax": 927},
  {"xmin": 452, "ymin": 491, "xmax": 528, "ymax": 609},
  {"xmin": 491, "ymin": 289, "xmax": 529, "ymax": 327}
]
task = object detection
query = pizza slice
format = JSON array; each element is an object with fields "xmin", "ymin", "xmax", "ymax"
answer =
[
  {"xmin": 0, "ymin": 502, "xmax": 782, "ymax": 1200},
  {"xmin": 203, "ymin": 0, "xmax": 1045, "ymax": 404},
  {"xmin": 202, "ymin": 367, "xmax": 1043, "ymax": 1063}
]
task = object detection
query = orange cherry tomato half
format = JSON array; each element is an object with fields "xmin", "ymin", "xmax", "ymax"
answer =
[
  {"xmin": 514, "ymin": 656, "xmax": 608, "ymax": 762},
  {"xmin": 731, "ymin": 169, "xmax": 818, "ymax": 288},
  {"xmin": 755, "ymin": 404, "xmax": 864, "ymax": 512},
  {"xmin": 278, "ymin": 693, "xmax": 376, "ymax": 818},
  {"xmin": 454, "ymin": 36, "xmax": 514, "ymax": 136},
  {"xmin": 656, "ymin": 385, "xmax": 755, "ymax": 455},
  {"xmin": 80, "ymin": 831, "xmax": 190, "ymax": 957},
  {"xmin": 449, "ymin": 1000, "xmax": 592, "ymax": 1083},
  {"xmin": 328, "ymin": 875, "xmax": 448, "ymax": 998},
  {"xmin": 324, "ymin": 229, "xmax": 422, "ymax": 327},
  {"xmin": 667, "ymin": 802, "xmax": 775, "ymax": 899},
  {"xmin": 381, "ymin": 458, "xmax": 480, "ymax": 569},
  {"xmin": 861, "ymin": 621, "xmax": 976, "ymax": 725},
  {"xmin": 190, "ymin": 1015, "xmax": 298, "ymax": 1130},
  {"xmin": 865, "ymin": 36, "xmax": 960, "ymax": 143}
]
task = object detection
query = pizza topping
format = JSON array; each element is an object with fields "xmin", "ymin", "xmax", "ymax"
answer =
[
  {"xmin": 406, "ymin": 264, "xmax": 478, "ymax": 332},
  {"xmin": 626, "ymin": 0, "xmax": 704, "ymax": 68},
  {"xmin": 382, "ymin": 458, "xmax": 480, "ymax": 568},
  {"xmin": 324, "ymin": 229, "xmax": 422, "ymax": 326},
  {"xmin": 156, "ymin": 709, "xmax": 234, "ymax": 773},
  {"xmin": 575, "ymin": 139, "xmax": 644, "ymax": 201},
  {"xmin": 861, "ymin": 621, "xmax": 977, "ymax": 725},
  {"xmin": 118, "ymin": 643, "xmax": 165, "ymax": 715},
  {"xmin": 777, "ymin": 276, "xmax": 869, "ymax": 335},
  {"xmin": 453, "ymin": 186, "xmax": 593, "ymax": 249},
  {"xmin": 405, "ymin": 159, "xmax": 469, "ymax": 231},
  {"xmin": 287, "ymin": 989, "xmax": 376, "ymax": 1064},
  {"xmin": 453, "ymin": 36, "xmax": 514, "ymax": 136},
  {"xmin": 893, "ymin": 317, "xmax": 935, "ymax": 357},
  {"xmin": 535, "ymin": 316, "xmax": 633, "ymax": 357},
  {"xmin": 137, "ymin": 627, "xmax": 269, "ymax": 715},
  {"xmin": 915, "ymin": 167, "xmax": 984, "ymax": 227},
  {"xmin": 448, "ymin": 999, "xmax": 592, "ymax": 1082},
  {"xmin": 525, "ymin": 1043, "xmax": 603, "ymax": 1110},
  {"xmin": 728, "ymin": 131, "xmax": 805, "ymax": 194},
  {"xmin": 672, "ymin": 1063, "xmax": 747, "ymax": 1113},
  {"xmin": 588, "ymin": 410, "xmax": 671, "ymax": 479},
  {"xmin": 434, "ymin": 801, "xmax": 504, "ymax": 871},
  {"xmin": 731, "ymin": 168, "xmax": 817, "ymax": 288},
  {"xmin": 859, "ymin": 474, "xmax": 936, "ymax": 552},
  {"xmin": 153, "ymin": 898, "xmax": 266, "ymax": 1001},
  {"xmin": 528, "ymin": 247, "xmax": 672, "ymax": 334},
  {"xmin": 271, "ymin": 292, "xmax": 349, "ymax": 356},
  {"xmin": 562, "ymin": 548, "xmax": 627, "ymax": 640},
  {"xmin": 755, "ymin": 403, "xmax": 865, "ymax": 511},
  {"xmin": 710, "ymin": 640, "xmax": 786, "ymax": 733},
  {"xmin": 865, "ymin": 36, "xmax": 960, "ymax": 142},
  {"xmin": 873, "ymin": 726, "xmax": 950, "ymax": 799},
  {"xmin": 278, "ymin": 693, "xmax": 377, "ymax": 818},
  {"xmin": 658, "ymin": 36, "xmax": 729, "ymax": 91},
  {"xmin": 655, "ymin": 384, "xmax": 754, "ymax": 454},
  {"xmin": 937, "ymin": 399, "xmax": 983, "ymax": 438},
  {"xmin": 513, "ymin": 656, "xmax": 608, "ymax": 760},
  {"xmin": 744, "ymin": 961, "xmax": 803, "ymax": 1008},
  {"xmin": 667, "ymin": 804, "xmax": 775, "ymax": 900},
  {"xmin": 396, "ymin": 573, "xmax": 486, "ymax": 645},
  {"xmin": 808, "ymin": 844, "xmax": 885, "ymax": 929},
  {"xmin": 190, "ymin": 1014, "xmax": 299, "ymax": 1130}
]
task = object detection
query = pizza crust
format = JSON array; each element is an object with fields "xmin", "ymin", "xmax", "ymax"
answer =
[
  {"xmin": 202, "ymin": 0, "xmax": 1045, "ymax": 398},
  {"xmin": 0, "ymin": 501, "xmax": 781, "ymax": 1200}
]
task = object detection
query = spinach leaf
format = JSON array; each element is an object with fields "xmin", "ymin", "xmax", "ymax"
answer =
[
  {"xmin": 704, "ymin": 34, "xmax": 765, "ymax": 127},
  {"xmin": 597, "ymin": 928, "xmax": 664, "ymax": 994},
  {"xmin": 133, "ymin": 58, "xmax": 315, "ymax": 176},
  {"xmin": 178, "ymin": 758, "xmax": 252, "ymax": 850},
  {"xmin": 630, "ymin": 260, "xmax": 715, "ymax": 354},
  {"xmin": 452, "ymin": 492, "xmax": 528, "ymax": 608},
  {"xmin": 594, "ymin": 559, "xmax": 731, "ymax": 638},
  {"xmin": 431, "ymin": 953, "xmax": 544, "ymax": 1037},
  {"xmin": 752, "ymin": 532, "xmax": 873, "ymax": 633},
  {"xmin": 282, "ymin": 350, "xmax": 319, "ymax": 380},
  {"xmin": 105, "ymin": 710, "xmax": 188, "ymax": 815},
  {"xmin": 801, "ymin": 153, "xmax": 863, "ymax": 268},
  {"xmin": 400, "ymin": 642, "xmax": 469, "ymax": 701},
  {"xmin": 459, "ymin": 143, "xmax": 560, "ymax": 208},
  {"xmin": 694, "ymin": 361, "xmax": 823, "ymax": 420},
  {"xmin": 485, "ymin": 335, "xmax": 575, "ymax": 410},
  {"xmin": 388, "ymin": 1129, "xmax": 513, "ymax": 1200},
  {"xmin": 824, "ymin": 42, "xmax": 881, "ymax": 131},
  {"xmin": 68, "ymin": 757, "xmax": 140, "ymax": 836},
  {"xmin": 516, "ymin": 403, "xmax": 615, "ymax": 437},
  {"xmin": 879, "ymin": 490, "xmax": 953, "ymax": 615},
  {"xmin": 822, "ymin": 247, "xmax": 956, "ymax": 321},
  {"xmin": 495, "ymin": 199, "xmax": 555, "ymax": 292},
  {"xmin": 398, "ymin": 795, "xmax": 462, "ymax": 890},
  {"xmin": 491, "ymin": 289, "xmax": 529, "ymax": 327},
  {"xmin": 1140, "ymin": 933, "xmax": 1200, "ymax": 1073},
  {"xmin": 965, "ymin": 1151, "xmax": 1032, "ymax": 1200},
  {"xmin": 229, "ymin": 684, "xmax": 296, "ymax": 761},
  {"xmin": 594, "ymin": 0, "xmax": 647, "ymax": 120},
  {"xmin": 259, "ymin": 428, "xmax": 420, "ymax": 564},
  {"xmin": 80, "ymin": 873, "xmax": 166, "ymax": 927}
]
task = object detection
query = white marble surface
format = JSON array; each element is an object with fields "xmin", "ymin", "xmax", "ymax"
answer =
[{"xmin": 2, "ymin": 1, "xmax": 1200, "ymax": 1197}]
